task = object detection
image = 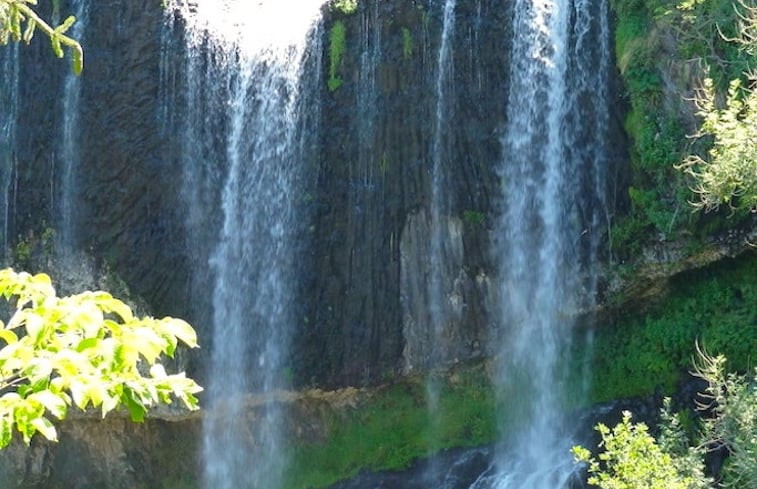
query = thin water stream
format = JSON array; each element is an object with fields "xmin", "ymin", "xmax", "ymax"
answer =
[
  {"xmin": 58, "ymin": 0, "xmax": 89, "ymax": 256},
  {"xmin": 0, "ymin": 43, "xmax": 19, "ymax": 257},
  {"xmin": 427, "ymin": 0, "xmax": 458, "ymax": 410}
]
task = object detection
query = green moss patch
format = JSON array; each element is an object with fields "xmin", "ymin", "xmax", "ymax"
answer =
[
  {"xmin": 284, "ymin": 367, "xmax": 496, "ymax": 489},
  {"xmin": 586, "ymin": 253, "xmax": 756, "ymax": 402}
]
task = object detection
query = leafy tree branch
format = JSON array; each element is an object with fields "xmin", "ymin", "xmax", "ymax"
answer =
[
  {"xmin": 0, "ymin": 0, "xmax": 83, "ymax": 74},
  {"xmin": 678, "ymin": 1, "xmax": 756, "ymax": 213},
  {"xmin": 573, "ymin": 346, "xmax": 756, "ymax": 488},
  {"xmin": 0, "ymin": 268, "xmax": 202, "ymax": 449}
]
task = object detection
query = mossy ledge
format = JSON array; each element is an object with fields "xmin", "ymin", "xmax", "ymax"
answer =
[{"xmin": 5, "ymin": 252, "xmax": 752, "ymax": 489}]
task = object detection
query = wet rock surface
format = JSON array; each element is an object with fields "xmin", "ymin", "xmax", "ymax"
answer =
[{"xmin": 4, "ymin": 0, "xmax": 631, "ymax": 389}]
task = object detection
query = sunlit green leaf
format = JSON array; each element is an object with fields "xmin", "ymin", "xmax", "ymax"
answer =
[
  {"xmin": 0, "ymin": 329, "xmax": 17, "ymax": 345},
  {"xmin": 159, "ymin": 317, "xmax": 198, "ymax": 348},
  {"xmin": 0, "ymin": 415, "xmax": 12, "ymax": 448},
  {"xmin": 29, "ymin": 391, "xmax": 67, "ymax": 420},
  {"xmin": 75, "ymin": 337, "xmax": 99, "ymax": 352},
  {"xmin": 94, "ymin": 293, "xmax": 133, "ymax": 323},
  {"xmin": 150, "ymin": 364, "xmax": 167, "ymax": 379},
  {"xmin": 122, "ymin": 388, "xmax": 146, "ymax": 423},
  {"xmin": 30, "ymin": 416, "xmax": 57, "ymax": 442}
]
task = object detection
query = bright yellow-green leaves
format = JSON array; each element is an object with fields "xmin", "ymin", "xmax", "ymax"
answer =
[
  {"xmin": 0, "ymin": 0, "xmax": 84, "ymax": 74},
  {"xmin": 331, "ymin": 0, "xmax": 358, "ymax": 15},
  {"xmin": 574, "ymin": 348, "xmax": 756, "ymax": 489},
  {"xmin": 0, "ymin": 268, "xmax": 202, "ymax": 449},
  {"xmin": 572, "ymin": 411, "xmax": 710, "ymax": 489}
]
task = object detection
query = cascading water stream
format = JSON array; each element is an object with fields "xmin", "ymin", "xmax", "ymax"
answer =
[
  {"xmin": 428, "ymin": 0, "xmax": 457, "ymax": 383},
  {"xmin": 163, "ymin": 1, "xmax": 325, "ymax": 488},
  {"xmin": 58, "ymin": 0, "xmax": 89, "ymax": 257},
  {"xmin": 426, "ymin": 0, "xmax": 457, "ymax": 465},
  {"xmin": 0, "ymin": 43, "xmax": 19, "ymax": 257},
  {"xmin": 357, "ymin": 0, "xmax": 380, "ymax": 179},
  {"xmin": 480, "ymin": 0, "xmax": 610, "ymax": 486}
]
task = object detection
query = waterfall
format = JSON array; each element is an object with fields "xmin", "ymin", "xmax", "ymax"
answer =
[
  {"xmin": 357, "ymin": 0, "xmax": 380, "ymax": 175},
  {"xmin": 58, "ymin": 0, "xmax": 89, "ymax": 259},
  {"xmin": 163, "ymin": 1, "xmax": 325, "ymax": 488},
  {"xmin": 483, "ymin": 0, "xmax": 611, "ymax": 486},
  {"xmin": 426, "ymin": 0, "xmax": 458, "ymax": 462},
  {"xmin": 429, "ymin": 0, "xmax": 457, "ymax": 376},
  {"xmin": 1, "ymin": 43, "xmax": 19, "ymax": 258}
]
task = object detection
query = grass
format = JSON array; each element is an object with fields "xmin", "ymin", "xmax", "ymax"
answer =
[{"xmin": 284, "ymin": 367, "xmax": 497, "ymax": 489}]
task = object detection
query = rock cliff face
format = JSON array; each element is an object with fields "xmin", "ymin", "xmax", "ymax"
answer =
[
  {"xmin": 0, "ymin": 414, "xmax": 201, "ymax": 489},
  {"xmin": 2, "ymin": 0, "xmax": 627, "ymax": 388},
  {"xmin": 297, "ymin": 0, "xmax": 518, "ymax": 386},
  {"xmin": 6, "ymin": 0, "xmax": 187, "ymax": 313}
]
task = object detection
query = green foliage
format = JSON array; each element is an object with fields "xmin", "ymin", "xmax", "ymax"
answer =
[
  {"xmin": 13, "ymin": 239, "xmax": 31, "ymax": 269},
  {"xmin": 693, "ymin": 350, "xmax": 757, "ymax": 488},
  {"xmin": 331, "ymin": 0, "xmax": 358, "ymax": 15},
  {"xmin": 586, "ymin": 254, "xmax": 756, "ymax": 402},
  {"xmin": 680, "ymin": 78, "xmax": 757, "ymax": 212},
  {"xmin": 0, "ymin": 0, "xmax": 83, "ymax": 74},
  {"xmin": 609, "ymin": 0, "xmax": 754, "ymax": 246},
  {"xmin": 12, "ymin": 226, "xmax": 58, "ymax": 269},
  {"xmin": 572, "ymin": 409, "xmax": 711, "ymax": 489},
  {"xmin": 328, "ymin": 20, "xmax": 347, "ymax": 92},
  {"xmin": 402, "ymin": 27, "xmax": 413, "ymax": 60},
  {"xmin": 609, "ymin": 215, "xmax": 648, "ymax": 260},
  {"xmin": 462, "ymin": 210, "xmax": 485, "ymax": 226},
  {"xmin": 0, "ymin": 268, "xmax": 202, "ymax": 449},
  {"xmin": 575, "ymin": 350, "xmax": 756, "ymax": 488},
  {"xmin": 285, "ymin": 368, "xmax": 496, "ymax": 489}
]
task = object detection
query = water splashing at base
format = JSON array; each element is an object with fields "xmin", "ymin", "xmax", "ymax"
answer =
[
  {"xmin": 163, "ymin": 1, "xmax": 325, "ymax": 488},
  {"xmin": 489, "ymin": 0, "xmax": 611, "ymax": 486}
]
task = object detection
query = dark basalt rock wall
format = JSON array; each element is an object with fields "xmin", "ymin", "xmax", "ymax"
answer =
[
  {"xmin": 8, "ymin": 0, "xmax": 188, "ymax": 315},
  {"xmin": 2, "ymin": 0, "xmax": 629, "ymax": 389},
  {"xmin": 0, "ymin": 415, "xmax": 202, "ymax": 489},
  {"xmin": 295, "ymin": 0, "xmax": 515, "ymax": 387}
]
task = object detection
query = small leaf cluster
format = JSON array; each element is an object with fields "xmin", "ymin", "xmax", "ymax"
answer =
[
  {"xmin": 0, "ymin": 0, "xmax": 83, "ymax": 74},
  {"xmin": 693, "ymin": 350, "xmax": 757, "ymax": 488},
  {"xmin": 680, "ymin": 77, "xmax": 757, "ymax": 212},
  {"xmin": 573, "ymin": 409, "xmax": 711, "ymax": 489},
  {"xmin": 0, "ymin": 268, "xmax": 202, "ymax": 449},
  {"xmin": 574, "ymin": 348, "xmax": 756, "ymax": 489},
  {"xmin": 331, "ymin": 0, "xmax": 358, "ymax": 15}
]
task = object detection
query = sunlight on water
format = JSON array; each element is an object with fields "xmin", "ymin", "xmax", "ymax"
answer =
[
  {"xmin": 491, "ymin": 0, "xmax": 610, "ymax": 486},
  {"xmin": 163, "ymin": 1, "xmax": 325, "ymax": 488},
  {"xmin": 166, "ymin": 0, "xmax": 328, "ymax": 54}
]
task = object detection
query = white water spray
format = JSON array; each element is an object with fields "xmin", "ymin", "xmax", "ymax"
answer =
[
  {"xmin": 484, "ymin": 0, "xmax": 611, "ymax": 486},
  {"xmin": 164, "ymin": 1, "xmax": 325, "ymax": 488}
]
